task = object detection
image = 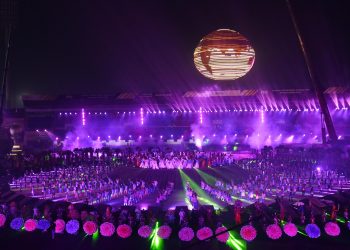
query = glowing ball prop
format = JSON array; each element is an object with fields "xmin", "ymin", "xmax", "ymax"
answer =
[
  {"xmin": 324, "ymin": 222, "xmax": 340, "ymax": 237},
  {"xmin": 194, "ymin": 29, "xmax": 255, "ymax": 80},
  {"xmin": 0, "ymin": 214, "xmax": 6, "ymax": 227},
  {"xmin": 305, "ymin": 224, "xmax": 321, "ymax": 238},
  {"xmin": 138, "ymin": 225, "xmax": 152, "ymax": 238},
  {"xmin": 157, "ymin": 225, "xmax": 172, "ymax": 239},
  {"xmin": 37, "ymin": 219, "xmax": 51, "ymax": 231},
  {"xmin": 117, "ymin": 224, "xmax": 132, "ymax": 238},
  {"xmin": 196, "ymin": 227, "xmax": 213, "ymax": 241},
  {"xmin": 240, "ymin": 225, "xmax": 257, "ymax": 241},
  {"xmin": 215, "ymin": 226, "xmax": 229, "ymax": 243},
  {"xmin": 66, "ymin": 219, "xmax": 80, "ymax": 234},
  {"xmin": 100, "ymin": 222, "xmax": 115, "ymax": 237},
  {"xmin": 54, "ymin": 219, "xmax": 65, "ymax": 233},
  {"xmin": 24, "ymin": 219, "xmax": 37, "ymax": 232},
  {"xmin": 266, "ymin": 224, "xmax": 282, "ymax": 240},
  {"xmin": 283, "ymin": 223, "xmax": 297, "ymax": 237},
  {"xmin": 83, "ymin": 221, "xmax": 97, "ymax": 235},
  {"xmin": 178, "ymin": 227, "xmax": 194, "ymax": 242},
  {"xmin": 10, "ymin": 217, "xmax": 24, "ymax": 231}
]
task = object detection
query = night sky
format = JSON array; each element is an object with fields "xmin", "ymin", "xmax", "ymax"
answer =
[{"xmin": 1, "ymin": 0, "xmax": 350, "ymax": 107}]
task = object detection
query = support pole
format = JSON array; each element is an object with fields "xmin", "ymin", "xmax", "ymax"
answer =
[
  {"xmin": 286, "ymin": 0, "xmax": 337, "ymax": 143},
  {"xmin": 0, "ymin": 25, "xmax": 12, "ymax": 127}
]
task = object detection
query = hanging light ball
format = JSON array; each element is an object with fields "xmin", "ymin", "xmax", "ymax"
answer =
[{"xmin": 194, "ymin": 29, "xmax": 255, "ymax": 80}]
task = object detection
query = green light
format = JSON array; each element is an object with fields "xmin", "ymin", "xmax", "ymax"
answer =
[
  {"xmin": 231, "ymin": 195, "xmax": 254, "ymax": 205},
  {"xmin": 195, "ymin": 168, "xmax": 217, "ymax": 186},
  {"xmin": 150, "ymin": 222, "xmax": 163, "ymax": 250},
  {"xmin": 226, "ymin": 230, "xmax": 246, "ymax": 250},
  {"xmin": 233, "ymin": 146, "xmax": 238, "ymax": 151},
  {"xmin": 92, "ymin": 230, "xmax": 99, "ymax": 243},
  {"xmin": 296, "ymin": 225, "xmax": 307, "ymax": 236},
  {"xmin": 178, "ymin": 169, "xmax": 222, "ymax": 209}
]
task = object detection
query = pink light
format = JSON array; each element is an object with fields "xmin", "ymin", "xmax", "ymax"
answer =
[
  {"xmin": 199, "ymin": 107, "xmax": 203, "ymax": 124},
  {"xmin": 81, "ymin": 108, "xmax": 86, "ymax": 126},
  {"xmin": 140, "ymin": 108, "xmax": 144, "ymax": 125},
  {"xmin": 285, "ymin": 135, "xmax": 294, "ymax": 143}
]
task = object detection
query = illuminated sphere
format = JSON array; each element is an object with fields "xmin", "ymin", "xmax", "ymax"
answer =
[{"xmin": 194, "ymin": 29, "xmax": 255, "ymax": 80}]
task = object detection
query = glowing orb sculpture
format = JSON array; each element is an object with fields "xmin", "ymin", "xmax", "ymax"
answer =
[{"xmin": 194, "ymin": 29, "xmax": 255, "ymax": 80}]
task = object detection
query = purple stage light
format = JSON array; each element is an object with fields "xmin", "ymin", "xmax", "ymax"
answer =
[
  {"xmin": 286, "ymin": 135, "xmax": 294, "ymax": 143},
  {"xmin": 199, "ymin": 107, "xmax": 203, "ymax": 124},
  {"xmin": 140, "ymin": 108, "xmax": 144, "ymax": 125},
  {"xmin": 36, "ymin": 129, "xmax": 39, "ymax": 132},
  {"xmin": 44, "ymin": 129, "xmax": 47, "ymax": 132},
  {"xmin": 81, "ymin": 108, "xmax": 86, "ymax": 126},
  {"xmin": 55, "ymin": 137, "xmax": 58, "ymax": 140}
]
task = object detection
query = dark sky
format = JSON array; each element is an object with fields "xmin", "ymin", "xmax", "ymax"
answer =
[{"xmin": 2, "ymin": 0, "xmax": 350, "ymax": 107}]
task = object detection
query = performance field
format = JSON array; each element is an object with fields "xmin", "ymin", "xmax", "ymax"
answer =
[
  {"xmin": 2, "ymin": 148, "xmax": 350, "ymax": 250},
  {"xmin": 1, "ymin": 0, "xmax": 350, "ymax": 250}
]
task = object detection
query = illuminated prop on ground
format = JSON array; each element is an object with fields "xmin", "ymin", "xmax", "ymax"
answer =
[{"xmin": 194, "ymin": 29, "xmax": 255, "ymax": 80}]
